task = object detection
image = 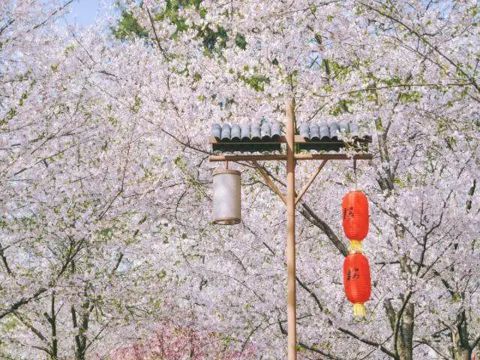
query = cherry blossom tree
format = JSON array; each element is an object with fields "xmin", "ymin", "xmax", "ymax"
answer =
[
  {"xmin": 1, "ymin": 0, "xmax": 479, "ymax": 359},
  {"xmin": 1, "ymin": 1, "xmax": 182, "ymax": 358},
  {"xmin": 0, "ymin": 0, "xmax": 74, "ymax": 323}
]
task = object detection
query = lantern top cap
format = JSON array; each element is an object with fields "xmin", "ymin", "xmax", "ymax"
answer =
[{"xmin": 213, "ymin": 168, "xmax": 241, "ymax": 176}]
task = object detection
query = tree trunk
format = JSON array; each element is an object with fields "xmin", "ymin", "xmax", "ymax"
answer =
[
  {"xmin": 44, "ymin": 291, "xmax": 58, "ymax": 360},
  {"xmin": 451, "ymin": 311, "xmax": 472, "ymax": 360},
  {"xmin": 397, "ymin": 303, "xmax": 414, "ymax": 360},
  {"xmin": 385, "ymin": 300, "xmax": 414, "ymax": 360}
]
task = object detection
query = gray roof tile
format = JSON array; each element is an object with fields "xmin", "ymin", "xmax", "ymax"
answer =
[
  {"xmin": 221, "ymin": 124, "xmax": 231, "ymax": 141},
  {"xmin": 212, "ymin": 122, "xmax": 282, "ymax": 141},
  {"xmin": 297, "ymin": 122, "xmax": 367, "ymax": 141},
  {"xmin": 211, "ymin": 121, "xmax": 283, "ymax": 153},
  {"xmin": 297, "ymin": 122, "xmax": 370, "ymax": 152},
  {"xmin": 251, "ymin": 124, "xmax": 261, "ymax": 140},
  {"xmin": 212, "ymin": 124, "xmax": 221, "ymax": 139},
  {"xmin": 231, "ymin": 124, "xmax": 241, "ymax": 141},
  {"xmin": 241, "ymin": 124, "xmax": 250, "ymax": 140}
]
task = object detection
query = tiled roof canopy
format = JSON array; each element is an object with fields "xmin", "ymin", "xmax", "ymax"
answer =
[
  {"xmin": 297, "ymin": 122, "xmax": 371, "ymax": 151},
  {"xmin": 211, "ymin": 122, "xmax": 283, "ymax": 152},
  {"xmin": 211, "ymin": 121, "xmax": 371, "ymax": 153}
]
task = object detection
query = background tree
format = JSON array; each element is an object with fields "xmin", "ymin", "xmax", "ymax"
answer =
[{"xmin": 1, "ymin": 1, "xmax": 183, "ymax": 358}]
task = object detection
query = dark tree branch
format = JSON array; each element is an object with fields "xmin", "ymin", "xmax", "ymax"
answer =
[{"xmin": 0, "ymin": 287, "xmax": 47, "ymax": 320}]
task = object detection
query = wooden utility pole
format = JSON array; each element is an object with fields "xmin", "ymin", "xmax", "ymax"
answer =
[
  {"xmin": 209, "ymin": 98, "xmax": 371, "ymax": 358},
  {"xmin": 286, "ymin": 98, "xmax": 297, "ymax": 359}
]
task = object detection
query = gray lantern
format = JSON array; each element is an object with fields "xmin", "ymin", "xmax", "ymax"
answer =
[{"xmin": 212, "ymin": 169, "xmax": 241, "ymax": 225}]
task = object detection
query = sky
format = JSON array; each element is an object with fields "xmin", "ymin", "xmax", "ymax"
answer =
[{"xmin": 65, "ymin": 0, "xmax": 104, "ymax": 27}]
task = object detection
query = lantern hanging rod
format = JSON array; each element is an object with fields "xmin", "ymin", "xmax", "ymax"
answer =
[{"xmin": 209, "ymin": 153, "xmax": 373, "ymax": 162}]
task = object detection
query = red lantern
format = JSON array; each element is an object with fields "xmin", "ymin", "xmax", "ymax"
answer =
[
  {"xmin": 343, "ymin": 253, "xmax": 371, "ymax": 318},
  {"xmin": 342, "ymin": 190, "xmax": 369, "ymax": 252}
]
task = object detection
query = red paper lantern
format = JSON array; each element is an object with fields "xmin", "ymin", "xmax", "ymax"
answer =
[
  {"xmin": 342, "ymin": 190, "xmax": 369, "ymax": 251},
  {"xmin": 343, "ymin": 253, "xmax": 371, "ymax": 318}
]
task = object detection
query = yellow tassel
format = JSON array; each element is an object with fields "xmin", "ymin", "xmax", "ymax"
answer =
[
  {"xmin": 353, "ymin": 303, "xmax": 367, "ymax": 319},
  {"xmin": 349, "ymin": 240, "xmax": 363, "ymax": 253}
]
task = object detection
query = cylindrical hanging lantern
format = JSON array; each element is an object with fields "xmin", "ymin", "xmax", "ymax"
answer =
[
  {"xmin": 212, "ymin": 168, "xmax": 241, "ymax": 225},
  {"xmin": 342, "ymin": 190, "xmax": 369, "ymax": 252},
  {"xmin": 343, "ymin": 253, "xmax": 371, "ymax": 318}
]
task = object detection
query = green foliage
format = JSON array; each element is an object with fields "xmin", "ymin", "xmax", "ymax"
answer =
[
  {"xmin": 1, "ymin": 108, "xmax": 16, "ymax": 126},
  {"xmin": 174, "ymin": 156, "xmax": 207, "ymax": 199},
  {"xmin": 18, "ymin": 91, "xmax": 28, "ymax": 106},
  {"xmin": 157, "ymin": 269, "xmax": 167, "ymax": 279},
  {"xmin": 445, "ymin": 136, "xmax": 457, "ymax": 149},
  {"xmin": 20, "ymin": 215, "xmax": 36, "ymax": 228},
  {"xmin": 286, "ymin": 70, "xmax": 299, "ymax": 88},
  {"xmin": 192, "ymin": 72, "xmax": 202, "ymax": 82},
  {"xmin": 113, "ymin": 11, "xmax": 148, "ymax": 40},
  {"xmin": 131, "ymin": 95, "xmax": 142, "ymax": 113},
  {"xmin": 393, "ymin": 177, "xmax": 407, "ymax": 188},
  {"xmin": 381, "ymin": 75, "xmax": 403, "ymax": 86},
  {"xmin": 239, "ymin": 74, "xmax": 269, "ymax": 92},
  {"xmin": 329, "ymin": 99, "xmax": 352, "ymax": 115},
  {"xmin": 328, "ymin": 60, "xmax": 351, "ymax": 80},
  {"xmin": 235, "ymin": 33, "xmax": 247, "ymax": 50},
  {"xmin": 64, "ymin": 44, "xmax": 76, "ymax": 55},
  {"xmin": 451, "ymin": 292, "xmax": 462, "ymax": 302},
  {"xmin": 375, "ymin": 118, "xmax": 384, "ymax": 131},
  {"xmin": 98, "ymin": 227, "xmax": 114, "ymax": 241},
  {"xmin": 113, "ymin": 1, "xmax": 248, "ymax": 56},
  {"xmin": 199, "ymin": 25, "xmax": 228, "ymax": 54},
  {"xmin": 154, "ymin": 0, "xmax": 203, "ymax": 37},
  {"xmin": 398, "ymin": 91, "xmax": 422, "ymax": 103},
  {"xmin": 235, "ymin": 65, "xmax": 270, "ymax": 91},
  {"xmin": 469, "ymin": 4, "xmax": 479, "ymax": 17},
  {"xmin": 1, "ymin": 316, "xmax": 19, "ymax": 332}
]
